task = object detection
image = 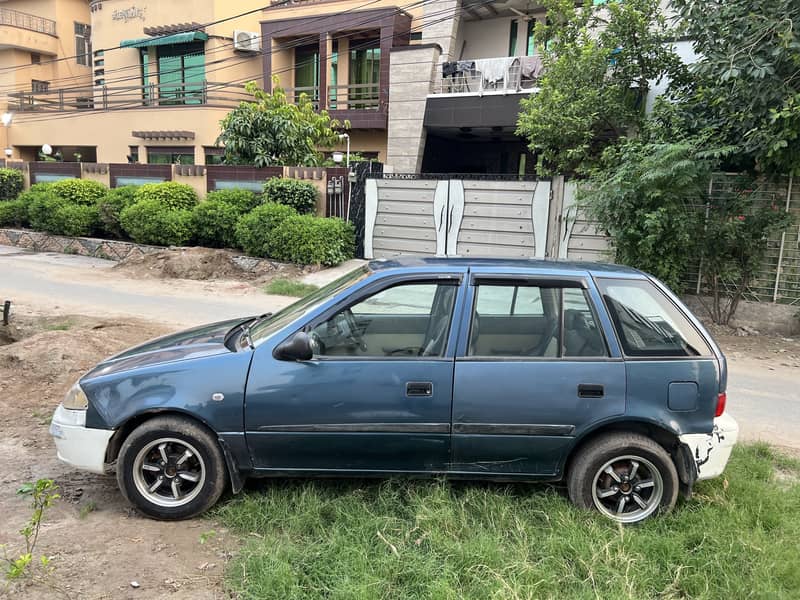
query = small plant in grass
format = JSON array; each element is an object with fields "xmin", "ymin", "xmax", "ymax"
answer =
[
  {"xmin": 265, "ymin": 278, "xmax": 319, "ymax": 297},
  {"xmin": 2, "ymin": 479, "xmax": 59, "ymax": 581},
  {"xmin": 78, "ymin": 501, "xmax": 97, "ymax": 520}
]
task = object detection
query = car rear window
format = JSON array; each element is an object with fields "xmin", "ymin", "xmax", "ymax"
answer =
[{"xmin": 597, "ymin": 278, "xmax": 712, "ymax": 357}]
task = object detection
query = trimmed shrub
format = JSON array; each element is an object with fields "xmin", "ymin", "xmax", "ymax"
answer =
[
  {"xmin": 50, "ymin": 178, "xmax": 107, "ymax": 205},
  {"xmin": 0, "ymin": 168, "xmax": 24, "ymax": 201},
  {"xmin": 263, "ymin": 178, "xmax": 318, "ymax": 214},
  {"xmin": 235, "ymin": 202, "xmax": 297, "ymax": 257},
  {"xmin": 27, "ymin": 192, "xmax": 98, "ymax": 236},
  {"xmin": 24, "ymin": 185, "xmax": 60, "ymax": 231},
  {"xmin": 97, "ymin": 186, "xmax": 139, "ymax": 239},
  {"xmin": 120, "ymin": 198, "xmax": 193, "ymax": 246},
  {"xmin": 134, "ymin": 182, "xmax": 199, "ymax": 210},
  {"xmin": 192, "ymin": 199, "xmax": 243, "ymax": 248},
  {"xmin": 0, "ymin": 199, "xmax": 28, "ymax": 227},
  {"xmin": 205, "ymin": 189, "xmax": 260, "ymax": 213},
  {"xmin": 269, "ymin": 215, "xmax": 355, "ymax": 266}
]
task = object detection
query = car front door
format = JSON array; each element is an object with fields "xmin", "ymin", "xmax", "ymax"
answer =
[
  {"xmin": 245, "ymin": 273, "xmax": 466, "ymax": 473},
  {"xmin": 450, "ymin": 273, "xmax": 626, "ymax": 476}
]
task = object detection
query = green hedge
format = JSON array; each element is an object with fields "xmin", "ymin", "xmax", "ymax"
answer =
[
  {"xmin": 0, "ymin": 168, "xmax": 24, "ymax": 201},
  {"xmin": 192, "ymin": 199, "xmax": 243, "ymax": 248},
  {"xmin": 263, "ymin": 178, "xmax": 318, "ymax": 214},
  {"xmin": 120, "ymin": 198, "xmax": 193, "ymax": 246},
  {"xmin": 235, "ymin": 203, "xmax": 297, "ymax": 257},
  {"xmin": 97, "ymin": 186, "xmax": 138, "ymax": 239},
  {"xmin": 134, "ymin": 182, "xmax": 199, "ymax": 210},
  {"xmin": 50, "ymin": 178, "xmax": 107, "ymax": 205},
  {"xmin": 206, "ymin": 189, "xmax": 260, "ymax": 213},
  {"xmin": 269, "ymin": 215, "xmax": 355, "ymax": 266},
  {"xmin": 0, "ymin": 199, "xmax": 28, "ymax": 227},
  {"xmin": 27, "ymin": 193, "xmax": 98, "ymax": 236}
]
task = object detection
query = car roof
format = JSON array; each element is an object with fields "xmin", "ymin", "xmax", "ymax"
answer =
[{"xmin": 367, "ymin": 256, "xmax": 645, "ymax": 278}]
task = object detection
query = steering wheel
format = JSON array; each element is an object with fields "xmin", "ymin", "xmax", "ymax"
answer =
[{"xmin": 341, "ymin": 309, "xmax": 367, "ymax": 352}]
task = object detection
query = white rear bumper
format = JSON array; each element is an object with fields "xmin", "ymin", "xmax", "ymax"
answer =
[
  {"xmin": 679, "ymin": 413, "xmax": 739, "ymax": 481},
  {"xmin": 49, "ymin": 404, "xmax": 115, "ymax": 475}
]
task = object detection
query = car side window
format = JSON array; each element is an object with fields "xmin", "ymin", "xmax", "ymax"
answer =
[
  {"xmin": 469, "ymin": 284, "xmax": 560, "ymax": 357},
  {"xmin": 310, "ymin": 282, "xmax": 458, "ymax": 358},
  {"xmin": 597, "ymin": 278, "xmax": 712, "ymax": 357},
  {"xmin": 563, "ymin": 288, "xmax": 607, "ymax": 357}
]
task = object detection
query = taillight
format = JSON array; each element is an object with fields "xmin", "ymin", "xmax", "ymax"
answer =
[{"xmin": 715, "ymin": 392, "xmax": 727, "ymax": 417}]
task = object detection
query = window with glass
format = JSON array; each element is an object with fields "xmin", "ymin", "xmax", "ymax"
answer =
[
  {"xmin": 309, "ymin": 282, "xmax": 458, "ymax": 358},
  {"xmin": 75, "ymin": 23, "xmax": 91, "ymax": 66},
  {"xmin": 140, "ymin": 49, "xmax": 151, "ymax": 103},
  {"xmin": 157, "ymin": 42, "xmax": 205, "ymax": 105},
  {"xmin": 294, "ymin": 45, "xmax": 319, "ymax": 105},
  {"xmin": 469, "ymin": 282, "xmax": 607, "ymax": 358},
  {"xmin": 508, "ymin": 20, "xmax": 518, "ymax": 56},
  {"xmin": 349, "ymin": 44, "xmax": 380, "ymax": 108},
  {"xmin": 31, "ymin": 80, "xmax": 49, "ymax": 93},
  {"xmin": 147, "ymin": 147, "xmax": 195, "ymax": 165},
  {"xmin": 598, "ymin": 279, "xmax": 711, "ymax": 357},
  {"xmin": 526, "ymin": 20, "xmax": 535, "ymax": 56}
]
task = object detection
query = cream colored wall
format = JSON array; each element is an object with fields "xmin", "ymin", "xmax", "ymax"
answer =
[
  {"xmin": 262, "ymin": 0, "xmax": 424, "ymax": 28},
  {"xmin": 332, "ymin": 130, "xmax": 387, "ymax": 162}
]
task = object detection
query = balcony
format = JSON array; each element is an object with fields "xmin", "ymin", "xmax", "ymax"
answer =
[
  {"xmin": 0, "ymin": 8, "xmax": 58, "ymax": 54},
  {"xmin": 0, "ymin": 8, "xmax": 56, "ymax": 35},
  {"xmin": 8, "ymin": 81, "xmax": 252, "ymax": 112},
  {"xmin": 430, "ymin": 55, "xmax": 544, "ymax": 96},
  {"xmin": 286, "ymin": 83, "xmax": 386, "ymax": 129}
]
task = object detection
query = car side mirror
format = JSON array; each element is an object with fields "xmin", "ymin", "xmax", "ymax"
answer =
[{"xmin": 274, "ymin": 332, "xmax": 314, "ymax": 362}]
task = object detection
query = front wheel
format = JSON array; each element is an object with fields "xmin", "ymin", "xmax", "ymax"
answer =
[
  {"xmin": 567, "ymin": 433, "xmax": 679, "ymax": 524},
  {"xmin": 116, "ymin": 416, "xmax": 227, "ymax": 520}
]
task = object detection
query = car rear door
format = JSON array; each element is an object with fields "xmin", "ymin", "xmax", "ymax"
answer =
[{"xmin": 450, "ymin": 271, "xmax": 626, "ymax": 476}]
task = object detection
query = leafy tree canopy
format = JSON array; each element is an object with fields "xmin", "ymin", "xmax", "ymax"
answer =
[
  {"xmin": 516, "ymin": 0, "xmax": 682, "ymax": 174},
  {"xmin": 217, "ymin": 80, "xmax": 347, "ymax": 167}
]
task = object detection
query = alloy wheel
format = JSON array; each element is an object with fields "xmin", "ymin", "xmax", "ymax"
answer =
[{"xmin": 591, "ymin": 454, "xmax": 664, "ymax": 523}]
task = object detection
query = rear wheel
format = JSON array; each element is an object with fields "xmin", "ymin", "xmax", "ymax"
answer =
[
  {"xmin": 567, "ymin": 433, "xmax": 678, "ymax": 524},
  {"xmin": 116, "ymin": 416, "xmax": 227, "ymax": 520}
]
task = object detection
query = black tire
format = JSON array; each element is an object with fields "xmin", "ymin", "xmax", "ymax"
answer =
[
  {"xmin": 116, "ymin": 416, "xmax": 227, "ymax": 520},
  {"xmin": 567, "ymin": 432, "xmax": 679, "ymax": 524}
]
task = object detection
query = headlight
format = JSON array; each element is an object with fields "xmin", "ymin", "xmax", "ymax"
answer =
[{"xmin": 62, "ymin": 383, "xmax": 89, "ymax": 410}]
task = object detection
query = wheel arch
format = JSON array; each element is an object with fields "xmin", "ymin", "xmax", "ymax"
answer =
[
  {"xmin": 105, "ymin": 409, "xmax": 245, "ymax": 494},
  {"xmin": 563, "ymin": 418, "xmax": 696, "ymax": 493}
]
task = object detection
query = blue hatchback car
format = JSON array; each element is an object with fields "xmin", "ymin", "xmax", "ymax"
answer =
[{"xmin": 50, "ymin": 257, "xmax": 738, "ymax": 523}]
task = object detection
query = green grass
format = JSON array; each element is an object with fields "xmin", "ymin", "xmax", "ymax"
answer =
[
  {"xmin": 43, "ymin": 321, "xmax": 72, "ymax": 331},
  {"xmin": 265, "ymin": 279, "xmax": 319, "ymax": 297},
  {"xmin": 215, "ymin": 444, "xmax": 800, "ymax": 599}
]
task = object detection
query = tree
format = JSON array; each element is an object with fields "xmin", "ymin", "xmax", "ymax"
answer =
[
  {"xmin": 516, "ymin": 0, "xmax": 682, "ymax": 174},
  {"xmin": 217, "ymin": 80, "xmax": 346, "ymax": 167},
  {"xmin": 669, "ymin": 0, "xmax": 800, "ymax": 175}
]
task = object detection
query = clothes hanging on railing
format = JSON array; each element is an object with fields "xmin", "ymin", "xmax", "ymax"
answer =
[
  {"xmin": 442, "ymin": 60, "xmax": 476, "ymax": 77},
  {"xmin": 519, "ymin": 55, "xmax": 544, "ymax": 80},
  {"xmin": 473, "ymin": 57, "xmax": 519, "ymax": 85}
]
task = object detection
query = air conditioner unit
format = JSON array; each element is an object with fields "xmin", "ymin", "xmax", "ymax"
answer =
[{"xmin": 234, "ymin": 30, "xmax": 261, "ymax": 53}]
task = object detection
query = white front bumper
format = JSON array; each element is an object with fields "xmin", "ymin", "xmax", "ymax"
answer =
[
  {"xmin": 49, "ymin": 404, "xmax": 115, "ymax": 475},
  {"xmin": 679, "ymin": 413, "xmax": 739, "ymax": 481}
]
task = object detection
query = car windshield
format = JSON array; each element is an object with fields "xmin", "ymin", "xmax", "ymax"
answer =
[{"xmin": 248, "ymin": 265, "xmax": 371, "ymax": 345}]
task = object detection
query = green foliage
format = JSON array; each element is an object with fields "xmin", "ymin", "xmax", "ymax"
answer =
[
  {"xmin": 218, "ymin": 80, "xmax": 347, "ymax": 167},
  {"xmin": 120, "ymin": 198, "xmax": 193, "ymax": 246},
  {"xmin": 670, "ymin": 0, "xmax": 800, "ymax": 174},
  {"xmin": 269, "ymin": 215, "xmax": 355, "ymax": 266},
  {"xmin": 205, "ymin": 189, "xmax": 261, "ymax": 213},
  {"xmin": 0, "ymin": 199, "xmax": 28, "ymax": 227},
  {"xmin": 235, "ymin": 202, "xmax": 297, "ymax": 256},
  {"xmin": 134, "ymin": 182, "xmax": 199, "ymax": 210},
  {"xmin": 97, "ymin": 186, "xmax": 139, "ymax": 239},
  {"xmin": 17, "ymin": 184, "xmax": 53, "ymax": 230},
  {"xmin": 3, "ymin": 479, "xmax": 59, "ymax": 581},
  {"xmin": 263, "ymin": 178, "xmax": 318, "ymax": 214},
  {"xmin": 192, "ymin": 199, "xmax": 244, "ymax": 248},
  {"xmin": 580, "ymin": 141, "xmax": 711, "ymax": 291},
  {"xmin": 49, "ymin": 178, "xmax": 107, "ymax": 205},
  {"xmin": 264, "ymin": 278, "xmax": 319, "ymax": 297},
  {"xmin": 216, "ymin": 444, "xmax": 800, "ymax": 599},
  {"xmin": 0, "ymin": 168, "xmax": 24, "ymax": 201},
  {"xmin": 698, "ymin": 177, "xmax": 794, "ymax": 324},
  {"xmin": 26, "ymin": 191, "xmax": 98, "ymax": 237},
  {"xmin": 516, "ymin": 0, "xmax": 683, "ymax": 174}
]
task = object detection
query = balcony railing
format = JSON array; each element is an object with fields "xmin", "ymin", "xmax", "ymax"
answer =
[
  {"xmin": 286, "ymin": 83, "xmax": 382, "ymax": 112},
  {"xmin": 9, "ymin": 81, "xmax": 253, "ymax": 112},
  {"xmin": 431, "ymin": 56, "xmax": 544, "ymax": 95},
  {"xmin": 0, "ymin": 8, "xmax": 56, "ymax": 36}
]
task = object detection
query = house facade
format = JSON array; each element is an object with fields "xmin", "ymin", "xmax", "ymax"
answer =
[{"xmin": 3, "ymin": 0, "xmax": 546, "ymax": 172}]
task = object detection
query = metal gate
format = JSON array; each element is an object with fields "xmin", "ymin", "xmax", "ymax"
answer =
[{"xmin": 364, "ymin": 176, "xmax": 553, "ymax": 259}]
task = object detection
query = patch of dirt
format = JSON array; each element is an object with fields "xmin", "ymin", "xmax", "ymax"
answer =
[
  {"xmin": 0, "ymin": 314, "xmax": 238, "ymax": 599},
  {"xmin": 711, "ymin": 326, "xmax": 800, "ymax": 369},
  {"xmin": 114, "ymin": 246, "xmax": 313, "ymax": 284}
]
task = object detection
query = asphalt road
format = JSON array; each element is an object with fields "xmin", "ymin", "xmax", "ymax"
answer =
[{"xmin": 2, "ymin": 245, "xmax": 797, "ymax": 450}]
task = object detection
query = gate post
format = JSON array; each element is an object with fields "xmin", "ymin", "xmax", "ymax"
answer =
[
  {"xmin": 547, "ymin": 176, "xmax": 565, "ymax": 258},
  {"xmin": 773, "ymin": 174, "xmax": 793, "ymax": 303}
]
